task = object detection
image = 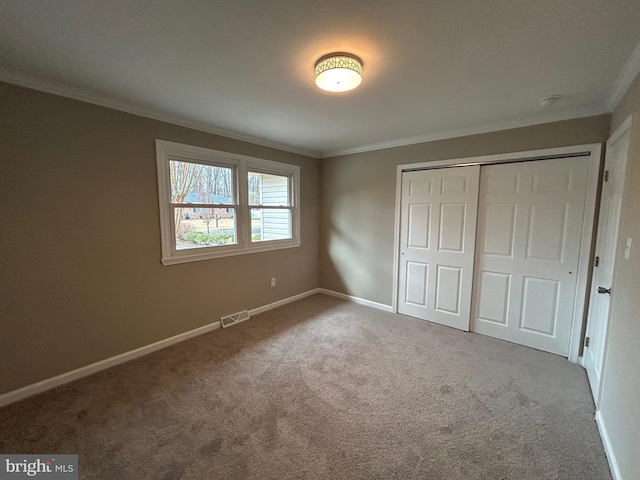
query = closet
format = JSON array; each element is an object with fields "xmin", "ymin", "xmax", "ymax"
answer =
[{"xmin": 395, "ymin": 147, "xmax": 600, "ymax": 358}]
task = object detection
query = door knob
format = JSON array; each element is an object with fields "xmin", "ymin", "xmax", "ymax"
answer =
[{"xmin": 597, "ymin": 287, "xmax": 611, "ymax": 294}]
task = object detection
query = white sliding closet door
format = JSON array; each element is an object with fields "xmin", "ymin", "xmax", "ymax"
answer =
[
  {"xmin": 397, "ymin": 166, "xmax": 480, "ymax": 331},
  {"xmin": 470, "ymin": 157, "xmax": 589, "ymax": 355}
]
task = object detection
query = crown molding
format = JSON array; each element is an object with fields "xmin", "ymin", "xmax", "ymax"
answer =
[
  {"xmin": 319, "ymin": 108, "xmax": 609, "ymax": 158},
  {"xmin": 0, "ymin": 67, "xmax": 320, "ymax": 159},
  {"xmin": 0, "ymin": 65, "xmax": 624, "ymax": 161},
  {"xmin": 607, "ymin": 40, "xmax": 640, "ymax": 111}
]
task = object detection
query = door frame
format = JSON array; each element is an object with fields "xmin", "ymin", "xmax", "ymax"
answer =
[
  {"xmin": 583, "ymin": 115, "xmax": 633, "ymax": 405},
  {"xmin": 392, "ymin": 144, "xmax": 602, "ymax": 363}
]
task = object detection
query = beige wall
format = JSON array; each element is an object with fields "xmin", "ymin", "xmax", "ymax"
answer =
[
  {"xmin": 599, "ymin": 73, "xmax": 640, "ymax": 480},
  {"xmin": 320, "ymin": 115, "xmax": 611, "ymax": 305},
  {"xmin": 0, "ymin": 82, "xmax": 320, "ymax": 394}
]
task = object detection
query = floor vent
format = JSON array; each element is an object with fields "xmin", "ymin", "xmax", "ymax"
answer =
[{"xmin": 220, "ymin": 310, "xmax": 250, "ymax": 328}]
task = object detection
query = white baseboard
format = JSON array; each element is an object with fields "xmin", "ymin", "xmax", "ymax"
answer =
[
  {"xmin": 595, "ymin": 410, "xmax": 623, "ymax": 480},
  {"xmin": 0, "ymin": 321, "xmax": 223, "ymax": 408},
  {"xmin": 317, "ymin": 288, "xmax": 394, "ymax": 312},
  {"xmin": 0, "ymin": 288, "xmax": 320, "ymax": 408},
  {"xmin": 249, "ymin": 289, "xmax": 321, "ymax": 316}
]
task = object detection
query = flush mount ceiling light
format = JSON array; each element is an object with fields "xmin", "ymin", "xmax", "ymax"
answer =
[{"xmin": 315, "ymin": 53, "xmax": 363, "ymax": 92}]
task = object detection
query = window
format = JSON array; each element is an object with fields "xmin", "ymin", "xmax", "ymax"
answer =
[
  {"xmin": 156, "ymin": 140, "xmax": 300, "ymax": 265},
  {"xmin": 249, "ymin": 172, "xmax": 292, "ymax": 242}
]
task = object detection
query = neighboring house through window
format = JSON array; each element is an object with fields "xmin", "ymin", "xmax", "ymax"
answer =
[{"xmin": 156, "ymin": 140, "xmax": 300, "ymax": 265}]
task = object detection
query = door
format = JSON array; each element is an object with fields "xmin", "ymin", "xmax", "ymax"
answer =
[
  {"xmin": 471, "ymin": 157, "xmax": 590, "ymax": 355},
  {"xmin": 397, "ymin": 166, "xmax": 480, "ymax": 330},
  {"xmin": 585, "ymin": 123, "xmax": 630, "ymax": 405}
]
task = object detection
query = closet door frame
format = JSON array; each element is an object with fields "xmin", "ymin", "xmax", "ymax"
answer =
[{"xmin": 392, "ymin": 144, "xmax": 602, "ymax": 363}]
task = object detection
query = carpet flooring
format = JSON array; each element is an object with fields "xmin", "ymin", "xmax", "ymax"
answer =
[{"xmin": 0, "ymin": 294, "xmax": 611, "ymax": 479}]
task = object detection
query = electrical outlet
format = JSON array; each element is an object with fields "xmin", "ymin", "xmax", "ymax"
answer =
[{"xmin": 271, "ymin": 277, "xmax": 276, "ymax": 287}]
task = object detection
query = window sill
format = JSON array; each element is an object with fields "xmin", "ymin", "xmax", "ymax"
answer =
[{"xmin": 160, "ymin": 241, "xmax": 301, "ymax": 265}]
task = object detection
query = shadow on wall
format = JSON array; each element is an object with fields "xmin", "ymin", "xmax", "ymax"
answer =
[
  {"xmin": 325, "ymin": 216, "xmax": 393, "ymax": 303},
  {"xmin": 320, "ymin": 152, "xmax": 399, "ymax": 305}
]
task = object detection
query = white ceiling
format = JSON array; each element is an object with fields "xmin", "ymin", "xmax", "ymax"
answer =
[{"xmin": 1, "ymin": 1, "xmax": 639, "ymax": 158}]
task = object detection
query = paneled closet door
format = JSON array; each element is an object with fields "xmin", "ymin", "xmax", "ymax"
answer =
[
  {"xmin": 471, "ymin": 157, "xmax": 589, "ymax": 356},
  {"xmin": 397, "ymin": 166, "xmax": 480, "ymax": 331}
]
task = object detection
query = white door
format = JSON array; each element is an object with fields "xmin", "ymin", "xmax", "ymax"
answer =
[
  {"xmin": 471, "ymin": 157, "xmax": 590, "ymax": 355},
  {"xmin": 398, "ymin": 166, "xmax": 480, "ymax": 330},
  {"xmin": 584, "ymin": 123, "xmax": 630, "ymax": 405}
]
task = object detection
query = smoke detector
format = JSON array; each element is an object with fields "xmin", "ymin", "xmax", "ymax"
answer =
[{"xmin": 539, "ymin": 96, "xmax": 560, "ymax": 107}]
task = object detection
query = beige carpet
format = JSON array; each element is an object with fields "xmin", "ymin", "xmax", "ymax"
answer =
[{"xmin": 0, "ymin": 294, "xmax": 611, "ymax": 479}]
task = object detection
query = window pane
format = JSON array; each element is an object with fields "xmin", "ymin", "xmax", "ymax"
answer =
[
  {"xmin": 174, "ymin": 207, "xmax": 236, "ymax": 250},
  {"xmin": 251, "ymin": 208, "xmax": 291, "ymax": 242},
  {"xmin": 170, "ymin": 160, "xmax": 234, "ymax": 204},
  {"xmin": 248, "ymin": 172, "xmax": 289, "ymax": 206}
]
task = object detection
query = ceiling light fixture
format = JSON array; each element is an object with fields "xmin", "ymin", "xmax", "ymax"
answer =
[{"xmin": 315, "ymin": 53, "xmax": 363, "ymax": 92}]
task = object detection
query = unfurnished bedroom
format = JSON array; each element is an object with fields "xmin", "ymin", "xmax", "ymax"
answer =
[{"xmin": 1, "ymin": 1, "xmax": 639, "ymax": 479}]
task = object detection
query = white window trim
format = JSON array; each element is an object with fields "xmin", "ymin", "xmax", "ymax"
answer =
[{"xmin": 156, "ymin": 140, "xmax": 300, "ymax": 265}]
